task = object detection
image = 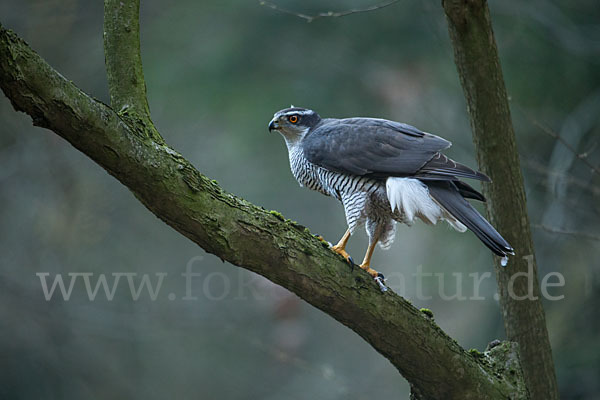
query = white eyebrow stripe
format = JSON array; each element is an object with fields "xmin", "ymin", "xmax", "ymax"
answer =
[{"xmin": 277, "ymin": 109, "xmax": 314, "ymax": 117}]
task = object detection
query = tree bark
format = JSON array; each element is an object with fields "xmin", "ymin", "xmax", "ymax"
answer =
[
  {"xmin": 442, "ymin": 0, "xmax": 559, "ymax": 399},
  {"xmin": 102, "ymin": 0, "xmax": 162, "ymax": 144},
  {"xmin": 0, "ymin": 2, "xmax": 528, "ymax": 397}
]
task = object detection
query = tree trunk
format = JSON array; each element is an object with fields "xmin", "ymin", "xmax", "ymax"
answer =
[{"xmin": 442, "ymin": 0, "xmax": 559, "ymax": 398}]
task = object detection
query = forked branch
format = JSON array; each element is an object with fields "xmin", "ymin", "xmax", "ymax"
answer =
[{"xmin": 0, "ymin": 1, "xmax": 526, "ymax": 397}]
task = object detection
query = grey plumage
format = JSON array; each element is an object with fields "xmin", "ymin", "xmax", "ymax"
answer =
[
  {"xmin": 302, "ymin": 117, "xmax": 488, "ymax": 181},
  {"xmin": 426, "ymin": 180, "xmax": 512, "ymax": 257},
  {"xmin": 269, "ymin": 107, "xmax": 513, "ymax": 271}
]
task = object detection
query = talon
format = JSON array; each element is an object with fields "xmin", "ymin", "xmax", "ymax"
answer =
[
  {"xmin": 330, "ymin": 229, "xmax": 352, "ymax": 266},
  {"xmin": 358, "ymin": 264, "xmax": 387, "ymax": 292},
  {"xmin": 331, "ymin": 245, "xmax": 353, "ymax": 265},
  {"xmin": 348, "ymin": 256, "xmax": 355, "ymax": 272},
  {"xmin": 359, "ymin": 263, "xmax": 381, "ymax": 279},
  {"xmin": 374, "ymin": 276, "xmax": 388, "ymax": 292}
]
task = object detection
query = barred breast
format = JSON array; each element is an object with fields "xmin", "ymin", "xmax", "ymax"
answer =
[
  {"xmin": 288, "ymin": 146, "xmax": 384, "ymax": 232},
  {"xmin": 288, "ymin": 147, "xmax": 380, "ymax": 198}
]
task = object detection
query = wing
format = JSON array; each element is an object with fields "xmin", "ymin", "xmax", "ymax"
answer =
[{"xmin": 302, "ymin": 118, "xmax": 489, "ymax": 181}]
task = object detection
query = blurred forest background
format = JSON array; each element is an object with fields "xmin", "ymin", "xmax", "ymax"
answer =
[{"xmin": 1, "ymin": 0, "xmax": 599, "ymax": 399}]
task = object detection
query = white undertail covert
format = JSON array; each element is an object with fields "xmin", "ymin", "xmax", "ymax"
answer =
[{"xmin": 385, "ymin": 177, "xmax": 467, "ymax": 232}]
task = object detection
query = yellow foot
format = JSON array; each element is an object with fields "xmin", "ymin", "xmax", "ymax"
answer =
[
  {"xmin": 331, "ymin": 245, "xmax": 351, "ymax": 262},
  {"xmin": 359, "ymin": 263, "xmax": 381, "ymax": 279},
  {"xmin": 359, "ymin": 264, "xmax": 388, "ymax": 292}
]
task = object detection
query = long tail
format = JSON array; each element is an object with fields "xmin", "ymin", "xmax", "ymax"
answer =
[{"xmin": 425, "ymin": 180, "xmax": 514, "ymax": 258}]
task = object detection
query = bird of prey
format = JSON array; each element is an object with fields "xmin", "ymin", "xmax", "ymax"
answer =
[{"xmin": 268, "ymin": 107, "xmax": 513, "ymax": 288}]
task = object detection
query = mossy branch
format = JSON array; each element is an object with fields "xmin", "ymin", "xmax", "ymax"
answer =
[
  {"xmin": 103, "ymin": 0, "xmax": 162, "ymax": 144},
  {"xmin": 1, "ymin": 13, "xmax": 525, "ymax": 400}
]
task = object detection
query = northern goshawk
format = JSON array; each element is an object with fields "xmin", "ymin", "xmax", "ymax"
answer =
[{"xmin": 269, "ymin": 107, "xmax": 513, "ymax": 289}]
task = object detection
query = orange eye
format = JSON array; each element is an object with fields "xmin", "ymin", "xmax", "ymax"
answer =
[{"xmin": 288, "ymin": 115, "xmax": 299, "ymax": 124}]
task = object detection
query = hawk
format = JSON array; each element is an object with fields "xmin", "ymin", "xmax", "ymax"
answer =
[{"xmin": 269, "ymin": 107, "xmax": 513, "ymax": 289}]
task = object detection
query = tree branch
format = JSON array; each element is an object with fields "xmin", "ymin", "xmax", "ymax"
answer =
[
  {"xmin": 532, "ymin": 224, "xmax": 600, "ymax": 242},
  {"xmin": 530, "ymin": 118, "xmax": 600, "ymax": 176},
  {"xmin": 0, "ymin": 20, "xmax": 525, "ymax": 400},
  {"xmin": 259, "ymin": 0, "xmax": 401, "ymax": 23},
  {"xmin": 442, "ymin": 0, "xmax": 558, "ymax": 398},
  {"xmin": 103, "ymin": 0, "xmax": 163, "ymax": 144}
]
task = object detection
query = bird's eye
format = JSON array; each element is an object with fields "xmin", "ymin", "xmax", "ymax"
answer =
[{"xmin": 288, "ymin": 115, "xmax": 299, "ymax": 124}]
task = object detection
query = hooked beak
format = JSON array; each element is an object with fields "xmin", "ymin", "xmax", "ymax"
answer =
[{"xmin": 268, "ymin": 118, "xmax": 279, "ymax": 132}]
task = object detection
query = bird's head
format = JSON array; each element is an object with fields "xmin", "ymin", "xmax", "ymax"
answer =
[{"xmin": 268, "ymin": 107, "xmax": 321, "ymax": 143}]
